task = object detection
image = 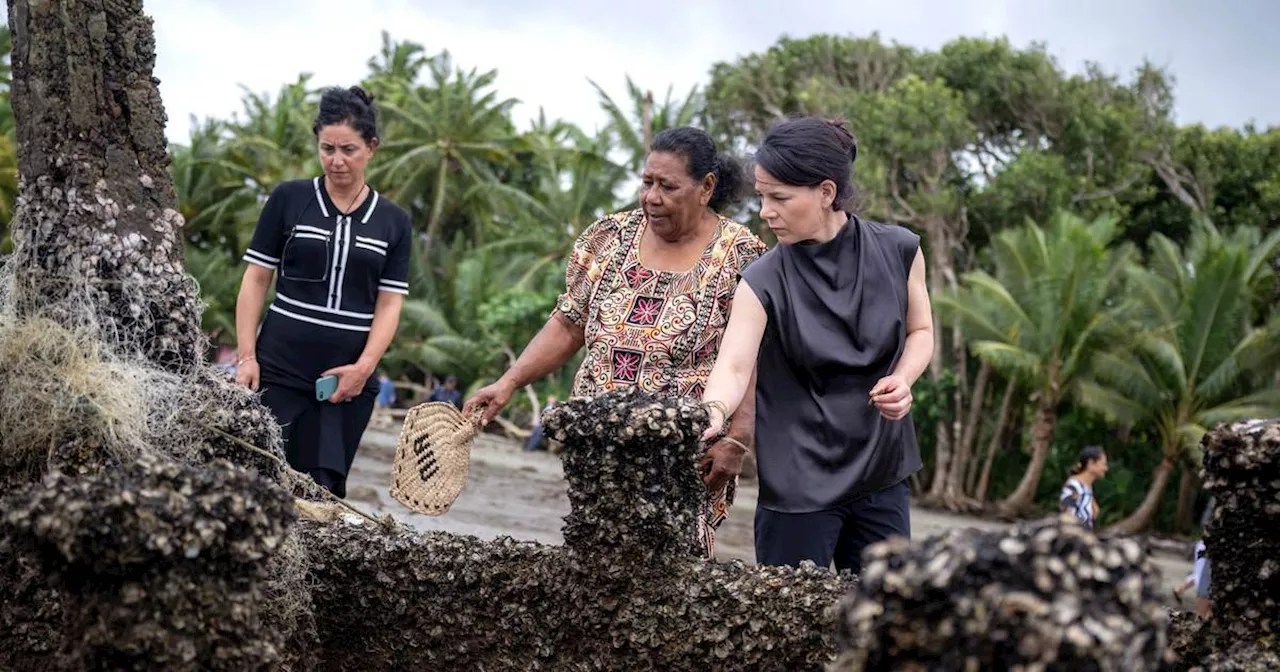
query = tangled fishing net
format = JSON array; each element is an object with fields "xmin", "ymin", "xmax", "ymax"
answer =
[{"xmin": 0, "ymin": 228, "xmax": 324, "ymax": 663}]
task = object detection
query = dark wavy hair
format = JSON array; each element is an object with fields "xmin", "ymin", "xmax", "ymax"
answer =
[
  {"xmin": 1070, "ymin": 445, "xmax": 1106, "ymax": 476},
  {"xmin": 650, "ymin": 127, "xmax": 748, "ymax": 213},
  {"xmin": 754, "ymin": 116, "xmax": 859, "ymax": 212},
  {"xmin": 313, "ymin": 86, "xmax": 379, "ymax": 144}
]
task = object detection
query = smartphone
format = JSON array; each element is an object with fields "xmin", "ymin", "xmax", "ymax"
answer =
[{"xmin": 316, "ymin": 375, "xmax": 339, "ymax": 402}]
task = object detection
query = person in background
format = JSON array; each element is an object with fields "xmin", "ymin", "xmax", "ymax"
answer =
[
  {"xmin": 1194, "ymin": 496, "xmax": 1215, "ymax": 619},
  {"xmin": 463, "ymin": 126, "xmax": 768, "ymax": 559},
  {"xmin": 234, "ymin": 85, "xmax": 412, "ymax": 500},
  {"xmin": 524, "ymin": 395, "xmax": 558, "ymax": 452},
  {"xmin": 699, "ymin": 117, "xmax": 934, "ymax": 574},
  {"xmin": 1060, "ymin": 446, "xmax": 1108, "ymax": 529},
  {"xmin": 430, "ymin": 375, "xmax": 463, "ymax": 410},
  {"xmin": 376, "ymin": 372, "xmax": 397, "ymax": 409},
  {"xmin": 1175, "ymin": 539, "xmax": 1207, "ymax": 602},
  {"xmin": 215, "ymin": 346, "xmax": 238, "ymax": 376}
]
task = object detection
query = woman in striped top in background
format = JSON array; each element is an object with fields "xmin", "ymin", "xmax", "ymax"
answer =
[
  {"xmin": 1060, "ymin": 446, "xmax": 1108, "ymax": 528},
  {"xmin": 234, "ymin": 86, "xmax": 413, "ymax": 499}
]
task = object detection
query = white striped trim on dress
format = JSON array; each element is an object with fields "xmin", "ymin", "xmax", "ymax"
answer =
[
  {"xmin": 293, "ymin": 232, "xmax": 330, "ymax": 242},
  {"xmin": 355, "ymin": 235, "xmax": 388, "ymax": 248},
  {"xmin": 330, "ymin": 215, "xmax": 353, "ymax": 310},
  {"xmin": 355, "ymin": 243, "xmax": 387, "ymax": 256},
  {"xmin": 269, "ymin": 304, "xmax": 371, "ymax": 332},
  {"xmin": 243, "ymin": 248, "xmax": 280, "ymax": 270},
  {"xmin": 274, "ymin": 292, "xmax": 374, "ymax": 320},
  {"xmin": 379, "ymin": 278, "xmax": 409, "ymax": 295},
  {"xmin": 360, "ymin": 191, "xmax": 380, "ymax": 223},
  {"xmin": 294, "ymin": 225, "xmax": 332, "ymax": 237},
  {"xmin": 312, "ymin": 177, "xmax": 330, "ymax": 218}
]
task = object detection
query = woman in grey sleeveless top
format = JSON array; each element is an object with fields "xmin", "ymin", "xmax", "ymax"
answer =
[{"xmin": 700, "ymin": 117, "xmax": 935, "ymax": 573}]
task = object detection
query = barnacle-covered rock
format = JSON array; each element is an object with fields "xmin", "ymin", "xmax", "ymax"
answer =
[
  {"xmin": 0, "ymin": 454, "xmax": 295, "ymax": 671},
  {"xmin": 831, "ymin": 516, "xmax": 1170, "ymax": 671}
]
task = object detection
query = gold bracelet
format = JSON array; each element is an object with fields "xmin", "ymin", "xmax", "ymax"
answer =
[
  {"xmin": 238, "ymin": 354, "xmax": 256, "ymax": 364},
  {"xmin": 718, "ymin": 436, "xmax": 751, "ymax": 455},
  {"xmin": 701, "ymin": 400, "xmax": 728, "ymax": 420}
]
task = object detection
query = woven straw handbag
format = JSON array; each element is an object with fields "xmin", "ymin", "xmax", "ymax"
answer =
[{"xmin": 390, "ymin": 402, "xmax": 482, "ymax": 515}]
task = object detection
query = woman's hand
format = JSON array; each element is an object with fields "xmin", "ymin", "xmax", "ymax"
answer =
[
  {"xmin": 870, "ymin": 374, "xmax": 913, "ymax": 420},
  {"xmin": 699, "ymin": 403, "xmax": 728, "ymax": 443},
  {"xmin": 322, "ymin": 362, "xmax": 374, "ymax": 404},
  {"xmin": 700, "ymin": 438, "xmax": 747, "ymax": 492},
  {"xmin": 463, "ymin": 378, "xmax": 516, "ymax": 424},
  {"xmin": 235, "ymin": 358, "xmax": 260, "ymax": 391}
]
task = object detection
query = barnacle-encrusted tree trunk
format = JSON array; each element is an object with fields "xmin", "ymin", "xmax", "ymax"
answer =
[{"xmin": 6, "ymin": 0, "xmax": 203, "ymax": 373}]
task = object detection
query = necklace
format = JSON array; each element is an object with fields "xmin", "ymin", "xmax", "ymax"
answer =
[{"xmin": 327, "ymin": 179, "xmax": 368, "ymax": 216}]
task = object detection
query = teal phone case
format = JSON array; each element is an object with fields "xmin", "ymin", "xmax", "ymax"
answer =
[{"xmin": 316, "ymin": 375, "xmax": 339, "ymax": 401}]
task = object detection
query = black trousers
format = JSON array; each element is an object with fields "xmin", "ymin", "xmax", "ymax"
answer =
[
  {"xmin": 754, "ymin": 479, "xmax": 911, "ymax": 574},
  {"xmin": 260, "ymin": 384, "xmax": 376, "ymax": 499}
]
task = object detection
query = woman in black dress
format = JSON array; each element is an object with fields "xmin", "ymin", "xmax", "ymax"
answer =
[
  {"xmin": 701, "ymin": 117, "xmax": 934, "ymax": 573},
  {"xmin": 234, "ymin": 86, "xmax": 412, "ymax": 498}
]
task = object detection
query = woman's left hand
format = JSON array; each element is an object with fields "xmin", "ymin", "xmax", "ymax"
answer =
[
  {"xmin": 322, "ymin": 362, "xmax": 373, "ymax": 404},
  {"xmin": 869, "ymin": 374, "xmax": 913, "ymax": 420}
]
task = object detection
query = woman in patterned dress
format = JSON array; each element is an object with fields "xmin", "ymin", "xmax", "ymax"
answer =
[{"xmin": 464, "ymin": 127, "xmax": 767, "ymax": 557}]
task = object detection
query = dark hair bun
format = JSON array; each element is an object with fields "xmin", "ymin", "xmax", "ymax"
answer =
[
  {"xmin": 650, "ymin": 126, "xmax": 748, "ymax": 213},
  {"xmin": 825, "ymin": 118, "xmax": 858, "ymax": 162},
  {"xmin": 313, "ymin": 86, "xmax": 380, "ymax": 144},
  {"xmin": 756, "ymin": 116, "xmax": 859, "ymax": 212},
  {"xmin": 349, "ymin": 86, "xmax": 375, "ymax": 106}
]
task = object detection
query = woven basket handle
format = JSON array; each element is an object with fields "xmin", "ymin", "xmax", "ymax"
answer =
[{"xmin": 464, "ymin": 404, "xmax": 486, "ymax": 430}]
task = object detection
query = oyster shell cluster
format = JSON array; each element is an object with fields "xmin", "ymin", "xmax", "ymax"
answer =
[
  {"xmin": 0, "ymin": 454, "xmax": 295, "ymax": 671},
  {"xmin": 831, "ymin": 516, "xmax": 1171, "ymax": 671},
  {"xmin": 544, "ymin": 387, "xmax": 708, "ymax": 560},
  {"xmin": 296, "ymin": 388, "xmax": 850, "ymax": 670},
  {"xmin": 1172, "ymin": 419, "xmax": 1280, "ymax": 670}
]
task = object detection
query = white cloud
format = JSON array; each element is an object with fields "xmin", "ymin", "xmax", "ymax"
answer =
[
  {"xmin": 9, "ymin": 0, "xmax": 1272, "ymax": 143},
  {"xmin": 148, "ymin": 0, "xmax": 738, "ymax": 141}
]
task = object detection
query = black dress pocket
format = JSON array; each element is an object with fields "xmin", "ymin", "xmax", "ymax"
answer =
[{"xmin": 280, "ymin": 227, "xmax": 332, "ymax": 282}]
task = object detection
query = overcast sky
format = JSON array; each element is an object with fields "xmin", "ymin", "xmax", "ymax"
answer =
[{"xmin": 9, "ymin": 1, "xmax": 1280, "ymax": 141}]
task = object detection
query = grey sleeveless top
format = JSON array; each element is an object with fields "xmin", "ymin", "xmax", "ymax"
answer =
[{"xmin": 742, "ymin": 215, "xmax": 922, "ymax": 513}]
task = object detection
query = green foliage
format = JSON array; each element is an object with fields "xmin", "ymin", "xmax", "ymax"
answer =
[{"xmin": 0, "ymin": 28, "xmax": 1275, "ymax": 532}]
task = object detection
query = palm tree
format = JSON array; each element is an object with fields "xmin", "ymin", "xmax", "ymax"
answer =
[
  {"xmin": 481, "ymin": 115, "xmax": 626, "ymax": 286},
  {"xmin": 589, "ymin": 76, "xmax": 702, "ymax": 174},
  {"xmin": 172, "ymin": 77, "xmax": 318, "ymax": 258},
  {"xmin": 937, "ymin": 211, "xmax": 1137, "ymax": 514},
  {"xmin": 365, "ymin": 32, "xmax": 431, "ymax": 89},
  {"xmin": 1080, "ymin": 222, "xmax": 1280, "ymax": 533},
  {"xmin": 372, "ymin": 51, "xmax": 517, "ymax": 258}
]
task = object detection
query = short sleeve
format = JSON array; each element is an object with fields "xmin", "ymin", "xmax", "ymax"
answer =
[
  {"xmin": 242, "ymin": 185, "xmax": 288, "ymax": 270},
  {"xmin": 728, "ymin": 229, "xmax": 768, "ymax": 280},
  {"xmin": 378, "ymin": 213, "xmax": 412, "ymax": 296},
  {"xmin": 741, "ymin": 248, "xmax": 780, "ymax": 313},
  {"xmin": 1059, "ymin": 485, "xmax": 1077, "ymax": 509},
  {"xmin": 555, "ymin": 217, "xmax": 619, "ymax": 327},
  {"xmin": 896, "ymin": 227, "xmax": 921, "ymax": 282}
]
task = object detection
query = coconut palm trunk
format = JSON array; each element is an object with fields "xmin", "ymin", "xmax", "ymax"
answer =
[{"xmin": 6, "ymin": 0, "xmax": 202, "ymax": 373}]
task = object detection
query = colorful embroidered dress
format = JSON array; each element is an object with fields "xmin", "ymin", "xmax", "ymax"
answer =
[{"xmin": 556, "ymin": 209, "xmax": 767, "ymax": 557}]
